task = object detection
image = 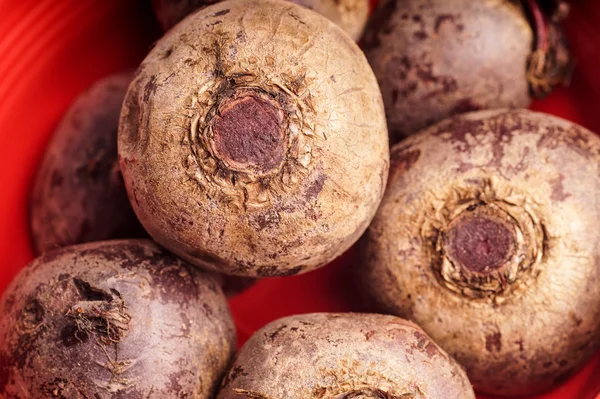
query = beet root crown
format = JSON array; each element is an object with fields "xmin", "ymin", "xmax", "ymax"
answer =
[{"xmin": 424, "ymin": 178, "xmax": 545, "ymax": 301}]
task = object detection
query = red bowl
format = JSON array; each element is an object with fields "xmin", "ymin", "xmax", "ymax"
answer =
[{"xmin": 1, "ymin": 0, "xmax": 599, "ymax": 398}]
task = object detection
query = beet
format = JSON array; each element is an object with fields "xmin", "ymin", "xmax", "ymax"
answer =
[
  {"xmin": 0, "ymin": 240, "xmax": 236, "ymax": 398},
  {"xmin": 29, "ymin": 72, "xmax": 147, "ymax": 255},
  {"xmin": 362, "ymin": 0, "xmax": 571, "ymax": 143},
  {"xmin": 359, "ymin": 109, "xmax": 600, "ymax": 396},
  {"xmin": 217, "ymin": 313, "xmax": 475, "ymax": 398}
]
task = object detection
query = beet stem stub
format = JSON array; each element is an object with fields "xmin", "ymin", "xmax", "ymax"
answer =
[
  {"xmin": 523, "ymin": 0, "xmax": 572, "ymax": 98},
  {"xmin": 213, "ymin": 95, "xmax": 285, "ymax": 174},
  {"xmin": 445, "ymin": 213, "xmax": 516, "ymax": 274}
]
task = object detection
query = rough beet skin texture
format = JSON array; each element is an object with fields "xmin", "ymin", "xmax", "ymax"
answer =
[
  {"xmin": 0, "ymin": 240, "xmax": 236, "ymax": 398},
  {"xmin": 29, "ymin": 72, "xmax": 147, "ymax": 255},
  {"xmin": 217, "ymin": 313, "xmax": 475, "ymax": 399},
  {"xmin": 151, "ymin": 0, "xmax": 370, "ymax": 41},
  {"xmin": 361, "ymin": 0, "xmax": 570, "ymax": 143},
  {"xmin": 358, "ymin": 109, "xmax": 600, "ymax": 396},
  {"xmin": 119, "ymin": 0, "xmax": 389, "ymax": 278}
]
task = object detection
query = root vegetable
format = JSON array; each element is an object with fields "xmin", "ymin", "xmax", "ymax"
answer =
[
  {"xmin": 119, "ymin": 0, "xmax": 389, "ymax": 278},
  {"xmin": 30, "ymin": 72, "xmax": 147, "ymax": 255},
  {"xmin": 359, "ymin": 109, "xmax": 600, "ymax": 396},
  {"xmin": 0, "ymin": 240, "xmax": 236, "ymax": 398},
  {"xmin": 217, "ymin": 313, "xmax": 475, "ymax": 399},
  {"xmin": 362, "ymin": 0, "xmax": 571, "ymax": 143}
]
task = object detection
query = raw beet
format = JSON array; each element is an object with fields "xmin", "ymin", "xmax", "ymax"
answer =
[
  {"xmin": 119, "ymin": 0, "xmax": 389, "ymax": 277},
  {"xmin": 362, "ymin": 0, "xmax": 571, "ymax": 143},
  {"xmin": 217, "ymin": 313, "xmax": 475, "ymax": 398},
  {"xmin": 0, "ymin": 240, "xmax": 236, "ymax": 398},
  {"xmin": 359, "ymin": 109, "xmax": 600, "ymax": 396},
  {"xmin": 29, "ymin": 72, "xmax": 147, "ymax": 255}
]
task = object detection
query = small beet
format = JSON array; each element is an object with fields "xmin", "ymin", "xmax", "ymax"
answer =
[
  {"xmin": 358, "ymin": 109, "xmax": 600, "ymax": 396},
  {"xmin": 119, "ymin": 0, "xmax": 389, "ymax": 278},
  {"xmin": 217, "ymin": 313, "xmax": 475, "ymax": 398},
  {"xmin": 29, "ymin": 72, "xmax": 147, "ymax": 255},
  {"xmin": 362, "ymin": 0, "xmax": 572, "ymax": 143},
  {"xmin": 0, "ymin": 240, "xmax": 236, "ymax": 398},
  {"xmin": 151, "ymin": 0, "xmax": 370, "ymax": 41}
]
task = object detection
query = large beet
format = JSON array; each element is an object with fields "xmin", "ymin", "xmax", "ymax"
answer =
[
  {"xmin": 359, "ymin": 109, "xmax": 600, "ymax": 396},
  {"xmin": 151, "ymin": 0, "xmax": 370, "ymax": 41},
  {"xmin": 119, "ymin": 0, "xmax": 389, "ymax": 278}
]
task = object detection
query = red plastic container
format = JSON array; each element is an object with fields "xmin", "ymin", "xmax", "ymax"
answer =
[{"xmin": 1, "ymin": 0, "xmax": 599, "ymax": 397}]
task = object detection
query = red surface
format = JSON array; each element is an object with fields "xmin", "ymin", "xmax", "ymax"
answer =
[{"xmin": 0, "ymin": 0, "xmax": 599, "ymax": 398}]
